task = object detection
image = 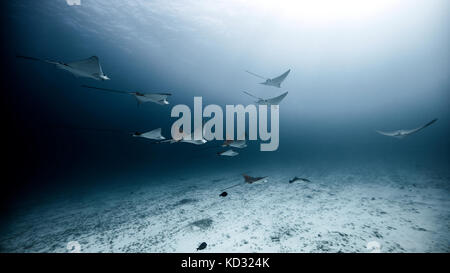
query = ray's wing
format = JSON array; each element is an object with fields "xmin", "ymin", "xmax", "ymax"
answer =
[
  {"xmin": 67, "ymin": 56, "xmax": 102, "ymax": 75},
  {"xmin": 143, "ymin": 93, "xmax": 171, "ymax": 101},
  {"xmin": 141, "ymin": 128, "xmax": 165, "ymax": 139},
  {"xmin": 242, "ymin": 174, "xmax": 253, "ymax": 183},
  {"xmin": 271, "ymin": 69, "xmax": 290, "ymax": 84},
  {"xmin": 266, "ymin": 92, "xmax": 288, "ymax": 105},
  {"xmin": 219, "ymin": 149, "xmax": 238, "ymax": 156},
  {"xmin": 404, "ymin": 118, "xmax": 438, "ymax": 135},
  {"xmin": 376, "ymin": 130, "xmax": 400, "ymax": 137},
  {"xmin": 150, "ymin": 139, "xmax": 174, "ymax": 144}
]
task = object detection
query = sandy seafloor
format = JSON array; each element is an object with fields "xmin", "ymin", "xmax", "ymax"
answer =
[{"xmin": 1, "ymin": 160, "xmax": 449, "ymax": 253}]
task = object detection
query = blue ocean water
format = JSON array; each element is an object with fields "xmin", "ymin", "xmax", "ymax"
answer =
[{"xmin": 0, "ymin": 1, "xmax": 449, "ymax": 253}]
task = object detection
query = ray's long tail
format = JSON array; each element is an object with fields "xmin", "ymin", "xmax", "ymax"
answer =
[
  {"xmin": 220, "ymin": 182, "xmax": 243, "ymax": 191},
  {"xmin": 245, "ymin": 70, "xmax": 267, "ymax": 80}
]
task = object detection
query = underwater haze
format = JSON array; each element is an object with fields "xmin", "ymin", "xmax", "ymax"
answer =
[{"xmin": 0, "ymin": 0, "xmax": 449, "ymax": 253}]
